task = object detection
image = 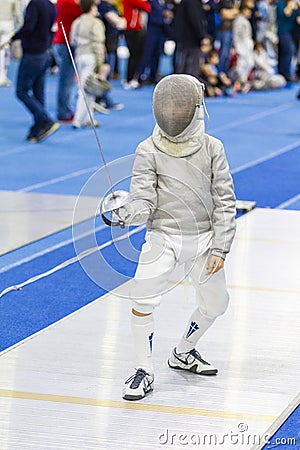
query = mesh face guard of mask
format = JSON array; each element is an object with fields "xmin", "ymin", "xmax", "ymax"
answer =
[{"xmin": 152, "ymin": 74, "xmax": 205, "ymax": 137}]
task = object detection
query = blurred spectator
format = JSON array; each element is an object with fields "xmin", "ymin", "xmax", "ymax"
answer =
[
  {"xmin": 231, "ymin": 5, "xmax": 254, "ymax": 91},
  {"xmin": 256, "ymin": 0, "xmax": 278, "ymax": 61},
  {"xmin": 0, "ymin": 0, "xmax": 23, "ymax": 86},
  {"xmin": 200, "ymin": 49, "xmax": 233, "ymax": 96},
  {"xmin": 242, "ymin": 0, "xmax": 260, "ymax": 40},
  {"xmin": 70, "ymin": 0, "xmax": 106, "ymax": 128},
  {"xmin": 98, "ymin": 0, "xmax": 126, "ymax": 77},
  {"xmin": 276, "ymin": 0, "xmax": 298, "ymax": 81},
  {"xmin": 123, "ymin": 0, "xmax": 151, "ymax": 89},
  {"xmin": 217, "ymin": 0, "xmax": 239, "ymax": 74},
  {"xmin": 137, "ymin": 0, "xmax": 173, "ymax": 85},
  {"xmin": 53, "ymin": 0, "xmax": 82, "ymax": 122},
  {"xmin": 252, "ymin": 41, "xmax": 286, "ymax": 89},
  {"xmin": 202, "ymin": 0, "xmax": 219, "ymax": 39},
  {"xmin": 199, "ymin": 34, "xmax": 214, "ymax": 67},
  {"xmin": 3, "ymin": 0, "xmax": 59, "ymax": 141},
  {"xmin": 95, "ymin": 0, "xmax": 126, "ymax": 111},
  {"xmin": 294, "ymin": 5, "xmax": 300, "ymax": 76},
  {"xmin": 173, "ymin": 0, "xmax": 207, "ymax": 78}
]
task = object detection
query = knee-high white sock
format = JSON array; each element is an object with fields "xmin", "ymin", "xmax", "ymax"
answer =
[
  {"xmin": 131, "ymin": 313, "xmax": 154, "ymax": 374},
  {"xmin": 176, "ymin": 308, "xmax": 214, "ymax": 354}
]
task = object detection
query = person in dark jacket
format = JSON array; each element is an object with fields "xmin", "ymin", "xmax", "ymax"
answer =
[
  {"xmin": 173, "ymin": 0, "xmax": 208, "ymax": 78},
  {"xmin": 136, "ymin": 0, "xmax": 173, "ymax": 85},
  {"xmin": 6, "ymin": 0, "xmax": 59, "ymax": 141}
]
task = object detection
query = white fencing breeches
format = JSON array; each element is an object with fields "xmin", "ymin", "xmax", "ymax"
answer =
[{"xmin": 130, "ymin": 230, "xmax": 229, "ymax": 320}]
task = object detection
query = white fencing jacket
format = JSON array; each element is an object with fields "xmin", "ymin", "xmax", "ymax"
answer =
[{"xmin": 120, "ymin": 116, "xmax": 236, "ymax": 259}]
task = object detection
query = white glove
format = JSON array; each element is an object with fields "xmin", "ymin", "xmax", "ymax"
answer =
[{"xmin": 111, "ymin": 204, "xmax": 133, "ymax": 224}]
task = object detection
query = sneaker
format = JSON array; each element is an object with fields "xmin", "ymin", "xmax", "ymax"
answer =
[
  {"xmin": 122, "ymin": 368, "xmax": 154, "ymax": 401},
  {"xmin": 26, "ymin": 124, "xmax": 40, "ymax": 141},
  {"xmin": 93, "ymin": 101, "xmax": 110, "ymax": 114},
  {"xmin": 36, "ymin": 122, "xmax": 60, "ymax": 142},
  {"xmin": 123, "ymin": 79, "xmax": 140, "ymax": 90},
  {"xmin": 111, "ymin": 103, "xmax": 124, "ymax": 111},
  {"xmin": 168, "ymin": 348, "xmax": 218, "ymax": 375},
  {"xmin": 72, "ymin": 120, "xmax": 81, "ymax": 129},
  {"xmin": 30, "ymin": 121, "xmax": 60, "ymax": 142},
  {"xmin": 0, "ymin": 78, "xmax": 12, "ymax": 87},
  {"xmin": 83, "ymin": 119, "xmax": 100, "ymax": 128}
]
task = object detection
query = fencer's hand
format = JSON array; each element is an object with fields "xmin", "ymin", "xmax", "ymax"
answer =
[
  {"xmin": 111, "ymin": 206, "xmax": 130, "ymax": 224},
  {"xmin": 206, "ymin": 255, "xmax": 224, "ymax": 274}
]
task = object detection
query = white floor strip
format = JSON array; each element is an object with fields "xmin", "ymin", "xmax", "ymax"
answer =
[
  {"xmin": 0, "ymin": 224, "xmax": 145, "ymax": 298},
  {"xmin": 17, "ymin": 165, "xmax": 100, "ymax": 193},
  {"xmin": 276, "ymin": 192, "xmax": 300, "ymax": 209},
  {"xmin": 209, "ymin": 103, "xmax": 293, "ymax": 133},
  {"xmin": 0, "ymin": 222, "xmax": 106, "ymax": 274},
  {"xmin": 231, "ymin": 140, "xmax": 300, "ymax": 174},
  {"xmin": 0, "ymin": 145, "xmax": 41, "ymax": 158}
]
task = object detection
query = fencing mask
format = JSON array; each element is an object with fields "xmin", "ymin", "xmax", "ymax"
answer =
[
  {"xmin": 153, "ymin": 74, "xmax": 204, "ymax": 137},
  {"xmin": 152, "ymin": 74, "xmax": 206, "ymax": 157}
]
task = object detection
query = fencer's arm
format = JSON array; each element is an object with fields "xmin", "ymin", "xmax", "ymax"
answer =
[
  {"xmin": 116, "ymin": 144, "xmax": 158, "ymax": 225},
  {"xmin": 210, "ymin": 141, "xmax": 236, "ymax": 259}
]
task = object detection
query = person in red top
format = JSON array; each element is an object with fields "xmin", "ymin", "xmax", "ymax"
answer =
[
  {"xmin": 53, "ymin": 0, "xmax": 82, "ymax": 122},
  {"xmin": 122, "ymin": 0, "xmax": 151, "ymax": 89}
]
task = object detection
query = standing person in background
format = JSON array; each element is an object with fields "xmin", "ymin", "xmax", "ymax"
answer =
[
  {"xmin": 96, "ymin": 0, "xmax": 126, "ymax": 112},
  {"xmin": 231, "ymin": 4, "xmax": 255, "ymax": 92},
  {"xmin": 122, "ymin": 0, "xmax": 151, "ymax": 89},
  {"xmin": 173, "ymin": 0, "xmax": 208, "ymax": 78},
  {"xmin": 136, "ymin": 0, "xmax": 174, "ymax": 86},
  {"xmin": 256, "ymin": 0, "xmax": 278, "ymax": 62},
  {"xmin": 0, "ymin": 0, "xmax": 60, "ymax": 142},
  {"xmin": 53, "ymin": 0, "xmax": 82, "ymax": 123},
  {"xmin": 70, "ymin": 0, "xmax": 106, "ymax": 128},
  {"xmin": 202, "ymin": 0, "xmax": 219, "ymax": 40},
  {"xmin": 276, "ymin": 0, "xmax": 298, "ymax": 81},
  {"xmin": 0, "ymin": 0, "xmax": 23, "ymax": 86},
  {"xmin": 217, "ymin": 0, "xmax": 239, "ymax": 74},
  {"xmin": 98, "ymin": 0, "xmax": 126, "ymax": 77}
]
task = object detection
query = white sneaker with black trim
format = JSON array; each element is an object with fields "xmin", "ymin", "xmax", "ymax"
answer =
[
  {"xmin": 168, "ymin": 348, "xmax": 218, "ymax": 375},
  {"xmin": 122, "ymin": 368, "xmax": 154, "ymax": 401}
]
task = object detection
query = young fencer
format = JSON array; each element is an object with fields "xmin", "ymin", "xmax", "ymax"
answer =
[{"xmin": 112, "ymin": 74, "xmax": 236, "ymax": 401}]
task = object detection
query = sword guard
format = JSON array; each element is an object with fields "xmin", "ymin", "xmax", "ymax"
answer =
[
  {"xmin": 101, "ymin": 213, "xmax": 125, "ymax": 228},
  {"xmin": 100, "ymin": 190, "xmax": 131, "ymax": 228}
]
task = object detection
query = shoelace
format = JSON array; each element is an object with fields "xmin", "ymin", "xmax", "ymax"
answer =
[
  {"xmin": 189, "ymin": 349, "xmax": 210, "ymax": 365},
  {"xmin": 125, "ymin": 368, "xmax": 148, "ymax": 389}
]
